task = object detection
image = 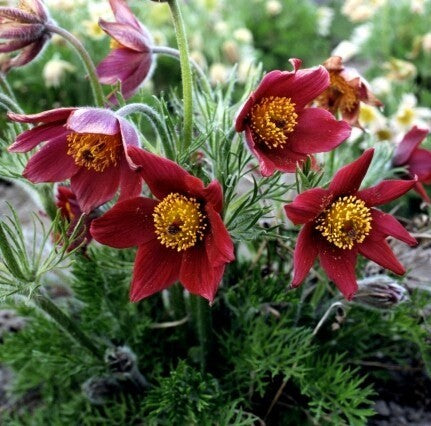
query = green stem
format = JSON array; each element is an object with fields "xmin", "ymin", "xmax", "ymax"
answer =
[
  {"xmin": 152, "ymin": 46, "xmax": 211, "ymax": 94},
  {"xmin": 189, "ymin": 294, "xmax": 211, "ymax": 371},
  {"xmin": 117, "ymin": 103, "xmax": 175, "ymax": 160},
  {"xmin": 0, "ymin": 93, "xmax": 24, "ymax": 114},
  {"xmin": 0, "ymin": 73, "xmax": 17, "ymax": 102},
  {"xmin": 46, "ymin": 24, "xmax": 105, "ymax": 107},
  {"xmin": 35, "ymin": 294, "xmax": 104, "ymax": 360},
  {"xmin": 167, "ymin": 0, "xmax": 193, "ymax": 152}
]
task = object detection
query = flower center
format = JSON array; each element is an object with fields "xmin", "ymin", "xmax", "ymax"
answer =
[
  {"xmin": 327, "ymin": 72, "xmax": 358, "ymax": 112},
  {"xmin": 249, "ymin": 96, "xmax": 298, "ymax": 149},
  {"xmin": 67, "ymin": 132, "xmax": 122, "ymax": 172},
  {"xmin": 315, "ymin": 195, "xmax": 372, "ymax": 250},
  {"xmin": 153, "ymin": 193, "xmax": 207, "ymax": 252}
]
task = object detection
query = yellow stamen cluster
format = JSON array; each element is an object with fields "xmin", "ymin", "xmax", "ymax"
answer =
[
  {"xmin": 328, "ymin": 72, "xmax": 358, "ymax": 112},
  {"xmin": 315, "ymin": 195, "xmax": 372, "ymax": 250},
  {"xmin": 249, "ymin": 96, "xmax": 298, "ymax": 149},
  {"xmin": 153, "ymin": 193, "xmax": 207, "ymax": 252},
  {"xmin": 67, "ymin": 132, "xmax": 122, "ymax": 172}
]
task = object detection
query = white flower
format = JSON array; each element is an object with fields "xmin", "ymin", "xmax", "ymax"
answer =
[
  {"xmin": 266, "ymin": 0, "xmax": 283, "ymax": 16},
  {"xmin": 316, "ymin": 7, "xmax": 334, "ymax": 36},
  {"xmin": 422, "ymin": 33, "xmax": 431, "ymax": 53},
  {"xmin": 209, "ymin": 63, "xmax": 229, "ymax": 85},
  {"xmin": 370, "ymin": 76, "xmax": 391, "ymax": 97},
  {"xmin": 331, "ymin": 41, "xmax": 359, "ymax": 62},
  {"xmin": 43, "ymin": 58, "xmax": 76, "ymax": 88},
  {"xmin": 233, "ymin": 28, "xmax": 253, "ymax": 44},
  {"xmin": 392, "ymin": 93, "xmax": 431, "ymax": 131}
]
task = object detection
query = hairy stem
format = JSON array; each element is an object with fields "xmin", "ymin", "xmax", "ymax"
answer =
[
  {"xmin": 46, "ymin": 24, "xmax": 105, "ymax": 107},
  {"xmin": 35, "ymin": 294, "xmax": 104, "ymax": 360},
  {"xmin": 0, "ymin": 73, "xmax": 17, "ymax": 102},
  {"xmin": 167, "ymin": 0, "xmax": 193, "ymax": 152}
]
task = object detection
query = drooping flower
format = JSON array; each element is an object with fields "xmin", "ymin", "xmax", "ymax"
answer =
[
  {"xmin": 90, "ymin": 147, "xmax": 235, "ymax": 303},
  {"xmin": 55, "ymin": 185, "xmax": 96, "ymax": 250},
  {"xmin": 235, "ymin": 58, "xmax": 351, "ymax": 176},
  {"xmin": 393, "ymin": 126, "xmax": 431, "ymax": 202},
  {"xmin": 284, "ymin": 149, "xmax": 417, "ymax": 299},
  {"xmin": 8, "ymin": 107, "xmax": 142, "ymax": 213},
  {"xmin": 316, "ymin": 56, "xmax": 382, "ymax": 128},
  {"xmin": 96, "ymin": 0, "xmax": 154, "ymax": 102},
  {"xmin": 0, "ymin": 0, "xmax": 52, "ymax": 72}
]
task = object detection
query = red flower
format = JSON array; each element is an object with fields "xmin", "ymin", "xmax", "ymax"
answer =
[
  {"xmin": 284, "ymin": 149, "xmax": 417, "ymax": 299},
  {"xmin": 393, "ymin": 126, "xmax": 431, "ymax": 203},
  {"xmin": 55, "ymin": 186, "xmax": 96, "ymax": 251},
  {"xmin": 8, "ymin": 107, "xmax": 142, "ymax": 213},
  {"xmin": 235, "ymin": 58, "xmax": 351, "ymax": 176},
  {"xmin": 90, "ymin": 147, "xmax": 234, "ymax": 303},
  {"xmin": 96, "ymin": 0, "xmax": 154, "ymax": 102},
  {"xmin": 316, "ymin": 56, "xmax": 383, "ymax": 128}
]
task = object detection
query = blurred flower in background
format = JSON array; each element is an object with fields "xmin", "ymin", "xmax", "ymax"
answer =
[{"xmin": 43, "ymin": 56, "xmax": 75, "ymax": 88}]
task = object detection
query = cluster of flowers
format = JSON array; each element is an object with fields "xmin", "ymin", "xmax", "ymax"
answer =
[{"xmin": 3, "ymin": 0, "xmax": 431, "ymax": 303}]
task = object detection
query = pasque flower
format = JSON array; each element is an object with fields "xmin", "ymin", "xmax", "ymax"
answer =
[
  {"xmin": 235, "ymin": 58, "xmax": 351, "ymax": 176},
  {"xmin": 0, "ymin": 0, "xmax": 52, "ymax": 72},
  {"xmin": 8, "ymin": 107, "xmax": 142, "ymax": 213},
  {"xmin": 393, "ymin": 126, "xmax": 431, "ymax": 203},
  {"xmin": 96, "ymin": 0, "xmax": 154, "ymax": 101},
  {"xmin": 90, "ymin": 147, "xmax": 235, "ymax": 303},
  {"xmin": 284, "ymin": 149, "xmax": 417, "ymax": 299},
  {"xmin": 316, "ymin": 56, "xmax": 382, "ymax": 127},
  {"xmin": 55, "ymin": 185, "xmax": 96, "ymax": 251}
]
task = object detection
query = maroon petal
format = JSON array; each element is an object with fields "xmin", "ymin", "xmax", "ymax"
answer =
[
  {"xmin": 284, "ymin": 188, "xmax": 331, "ymax": 225},
  {"xmin": 0, "ymin": 7, "xmax": 42, "ymax": 24},
  {"xmin": 407, "ymin": 148, "xmax": 431, "ymax": 180},
  {"xmin": 358, "ymin": 178, "xmax": 417, "ymax": 207},
  {"xmin": 2, "ymin": 35, "xmax": 47, "ymax": 71},
  {"xmin": 393, "ymin": 126, "xmax": 429, "ymax": 165},
  {"xmin": 7, "ymin": 107, "xmax": 75, "ymax": 124},
  {"xmin": 329, "ymin": 148, "xmax": 374, "ymax": 197},
  {"xmin": 291, "ymin": 223, "xmax": 319, "ymax": 287},
  {"xmin": 97, "ymin": 48, "xmax": 142, "ymax": 85},
  {"xmin": 244, "ymin": 127, "xmax": 309, "ymax": 176},
  {"xmin": 118, "ymin": 156, "xmax": 142, "ymax": 202},
  {"xmin": 67, "ymin": 108, "xmax": 119, "ymax": 135},
  {"xmin": 201, "ymin": 180, "xmax": 223, "ymax": 213},
  {"xmin": 90, "ymin": 196, "xmax": 157, "ymax": 248},
  {"xmin": 99, "ymin": 20, "xmax": 150, "ymax": 52},
  {"xmin": 0, "ymin": 39, "xmax": 30, "ymax": 53},
  {"xmin": 358, "ymin": 238, "xmax": 405, "ymax": 275},
  {"xmin": 288, "ymin": 108, "xmax": 351, "ymax": 154},
  {"xmin": 414, "ymin": 182, "xmax": 430, "ymax": 203},
  {"xmin": 8, "ymin": 124, "xmax": 68, "ymax": 152},
  {"xmin": 180, "ymin": 245, "xmax": 224, "ymax": 302},
  {"xmin": 70, "ymin": 166, "xmax": 121, "ymax": 213},
  {"xmin": 127, "ymin": 147, "xmax": 203, "ymax": 200},
  {"xmin": 253, "ymin": 61, "xmax": 330, "ymax": 110},
  {"xmin": 130, "ymin": 241, "xmax": 182, "ymax": 302},
  {"xmin": 235, "ymin": 95, "xmax": 256, "ymax": 132},
  {"xmin": 22, "ymin": 135, "xmax": 78, "ymax": 183},
  {"xmin": 318, "ymin": 241, "xmax": 358, "ymax": 300},
  {"xmin": 205, "ymin": 205, "xmax": 234, "ymax": 267},
  {"xmin": 119, "ymin": 52, "xmax": 153, "ymax": 99},
  {"xmin": 0, "ymin": 22, "xmax": 44, "ymax": 39},
  {"xmin": 109, "ymin": 0, "xmax": 141, "ymax": 29},
  {"xmin": 369, "ymin": 209, "xmax": 417, "ymax": 246}
]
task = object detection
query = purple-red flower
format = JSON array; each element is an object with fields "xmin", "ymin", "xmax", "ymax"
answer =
[
  {"xmin": 284, "ymin": 149, "xmax": 417, "ymax": 299},
  {"xmin": 393, "ymin": 126, "xmax": 431, "ymax": 203},
  {"xmin": 235, "ymin": 58, "xmax": 351, "ymax": 176},
  {"xmin": 8, "ymin": 107, "xmax": 142, "ymax": 213},
  {"xmin": 316, "ymin": 56, "xmax": 383, "ymax": 128},
  {"xmin": 0, "ymin": 0, "xmax": 52, "ymax": 72},
  {"xmin": 55, "ymin": 185, "xmax": 96, "ymax": 251},
  {"xmin": 96, "ymin": 0, "xmax": 154, "ymax": 102},
  {"xmin": 90, "ymin": 147, "xmax": 235, "ymax": 303}
]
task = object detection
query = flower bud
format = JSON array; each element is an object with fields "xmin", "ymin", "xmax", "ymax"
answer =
[
  {"xmin": 43, "ymin": 58, "xmax": 75, "ymax": 88},
  {"xmin": 266, "ymin": 0, "xmax": 283, "ymax": 16},
  {"xmin": 354, "ymin": 276, "xmax": 407, "ymax": 309}
]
